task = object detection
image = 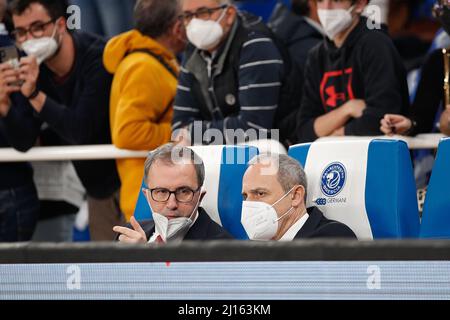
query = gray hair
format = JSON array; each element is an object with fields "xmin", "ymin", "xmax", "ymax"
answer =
[
  {"xmin": 144, "ymin": 143, "xmax": 205, "ymax": 188},
  {"xmin": 249, "ymin": 154, "xmax": 308, "ymax": 201},
  {"xmin": 134, "ymin": 0, "xmax": 182, "ymax": 38}
]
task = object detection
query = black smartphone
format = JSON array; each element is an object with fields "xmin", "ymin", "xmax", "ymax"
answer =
[{"xmin": 0, "ymin": 45, "xmax": 24, "ymax": 86}]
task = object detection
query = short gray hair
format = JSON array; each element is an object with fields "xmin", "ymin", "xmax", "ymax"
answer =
[
  {"xmin": 134, "ymin": 0, "xmax": 182, "ymax": 38},
  {"xmin": 249, "ymin": 154, "xmax": 308, "ymax": 200},
  {"xmin": 144, "ymin": 143, "xmax": 205, "ymax": 188}
]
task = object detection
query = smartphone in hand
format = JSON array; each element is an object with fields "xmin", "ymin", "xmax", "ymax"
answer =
[{"xmin": 0, "ymin": 45, "xmax": 24, "ymax": 86}]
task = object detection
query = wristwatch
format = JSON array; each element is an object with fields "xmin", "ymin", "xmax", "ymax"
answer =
[
  {"xmin": 404, "ymin": 119, "xmax": 418, "ymax": 136},
  {"xmin": 26, "ymin": 87, "xmax": 40, "ymax": 100}
]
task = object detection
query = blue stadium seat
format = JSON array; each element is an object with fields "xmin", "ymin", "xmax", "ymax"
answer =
[
  {"xmin": 420, "ymin": 138, "xmax": 450, "ymax": 239},
  {"xmin": 289, "ymin": 139, "xmax": 420, "ymax": 239},
  {"xmin": 133, "ymin": 145, "xmax": 259, "ymax": 239}
]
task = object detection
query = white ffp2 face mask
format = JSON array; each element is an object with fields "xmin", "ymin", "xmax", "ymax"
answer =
[
  {"xmin": 20, "ymin": 24, "xmax": 59, "ymax": 65},
  {"xmin": 149, "ymin": 189, "xmax": 203, "ymax": 243},
  {"xmin": 241, "ymin": 187, "xmax": 296, "ymax": 241},
  {"xmin": 186, "ymin": 7, "xmax": 228, "ymax": 51},
  {"xmin": 318, "ymin": 6, "xmax": 355, "ymax": 40}
]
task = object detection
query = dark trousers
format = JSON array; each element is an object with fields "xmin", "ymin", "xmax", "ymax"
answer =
[
  {"xmin": 88, "ymin": 190, "xmax": 124, "ymax": 241},
  {"xmin": 0, "ymin": 183, "xmax": 40, "ymax": 242}
]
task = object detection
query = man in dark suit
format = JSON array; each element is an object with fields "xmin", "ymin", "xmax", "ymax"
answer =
[
  {"xmin": 127, "ymin": 207, "xmax": 233, "ymax": 242},
  {"xmin": 113, "ymin": 144, "xmax": 232, "ymax": 244},
  {"xmin": 241, "ymin": 154, "xmax": 356, "ymax": 241}
]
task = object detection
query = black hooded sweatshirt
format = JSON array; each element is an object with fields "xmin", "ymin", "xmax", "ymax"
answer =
[{"xmin": 296, "ymin": 17, "xmax": 410, "ymax": 143}]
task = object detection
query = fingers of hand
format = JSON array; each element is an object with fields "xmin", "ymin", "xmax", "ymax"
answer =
[
  {"xmin": 0, "ymin": 63, "xmax": 14, "ymax": 73},
  {"xmin": 118, "ymin": 234, "xmax": 142, "ymax": 244},
  {"xmin": 19, "ymin": 56, "xmax": 37, "ymax": 66},
  {"xmin": 113, "ymin": 226, "xmax": 142, "ymax": 239},
  {"xmin": 130, "ymin": 216, "xmax": 146, "ymax": 237}
]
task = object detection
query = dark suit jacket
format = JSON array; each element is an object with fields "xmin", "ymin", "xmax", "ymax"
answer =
[
  {"xmin": 129, "ymin": 207, "xmax": 233, "ymax": 241},
  {"xmin": 295, "ymin": 207, "xmax": 357, "ymax": 239}
]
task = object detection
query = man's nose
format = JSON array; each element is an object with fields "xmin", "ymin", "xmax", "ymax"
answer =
[
  {"xmin": 322, "ymin": 0, "xmax": 333, "ymax": 9},
  {"xmin": 165, "ymin": 193, "xmax": 178, "ymax": 210},
  {"xmin": 23, "ymin": 31, "xmax": 35, "ymax": 42}
]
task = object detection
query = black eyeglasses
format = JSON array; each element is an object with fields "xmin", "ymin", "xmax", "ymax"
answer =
[
  {"xmin": 11, "ymin": 19, "xmax": 56, "ymax": 41},
  {"xmin": 145, "ymin": 186, "xmax": 201, "ymax": 203},
  {"xmin": 179, "ymin": 4, "xmax": 228, "ymax": 24}
]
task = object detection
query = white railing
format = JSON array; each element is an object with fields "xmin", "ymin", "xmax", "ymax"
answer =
[
  {"xmin": 0, "ymin": 134, "xmax": 446, "ymax": 162},
  {"xmin": 317, "ymin": 134, "xmax": 446, "ymax": 150},
  {"xmin": 0, "ymin": 145, "xmax": 148, "ymax": 162}
]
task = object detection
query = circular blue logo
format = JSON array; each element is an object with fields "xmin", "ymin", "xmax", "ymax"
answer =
[{"xmin": 320, "ymin": 162, "xmax": 347, "ymax": 197}]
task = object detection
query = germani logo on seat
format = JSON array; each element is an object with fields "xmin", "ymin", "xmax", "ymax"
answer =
[
  {"xmin": 314, "ymin": 198, "xmax": 327, "ymax": 206},
  {"xmin": 320, "ymin": 162, "xmax": 347, "ymax": 198}
]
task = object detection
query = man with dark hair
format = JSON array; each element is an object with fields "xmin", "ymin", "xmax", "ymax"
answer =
[
  {"xmin": 113, "ymin": 143, "xmax": 233, "ymax": 244},
  {"xmin": 9, "ymin": 0, "xmax": 69, "ymax": 20},
  {"xmin": 296, "ymin": 0, "xmax": 409, "ymax": 143},
  {"xmin": 0, "ymin": 0, "xmax": 123, "ymax": 240},
  {"xmin": 104, "ymin": 0, "xmax": 187, "ymax": 222},
  {"xmin": 0, "ymin": 0, "xmax": 40, "ymax": 242}
]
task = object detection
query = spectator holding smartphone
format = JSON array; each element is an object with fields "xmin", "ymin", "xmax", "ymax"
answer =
[
  {"xmin": 0, "ymin": 0, "xmax": 123, "ymax": 241},
  {"xmin": 0, "ymin": 0, "xmax": 39, "ymax": 242}
]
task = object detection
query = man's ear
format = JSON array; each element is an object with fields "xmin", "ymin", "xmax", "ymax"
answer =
[
  {"xmin": 355, "ymin": 0, "xmax": 369, "ymax": 14},
  {"xmin": 173, "ymin": 18, "xmax": 184, "ymax": 35},
  {"xmin": 291, "ymin": 185, "xmax": 306, "ymax": 208},
  {"xmin": 225, "ymin": 6, "xmax": 237, "ymax": 26},
  {"xmin": 199, "ymin": 190, "xmax": 207, "ymax": 203},
  {"xmin": 56, "ymin": 17, "xmax": 67, "ymax": 33}
]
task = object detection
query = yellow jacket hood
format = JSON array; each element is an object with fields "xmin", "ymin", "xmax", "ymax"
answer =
[{"xmin": 103, "ymin": 29, "xmax": 175, "ymax": 74}]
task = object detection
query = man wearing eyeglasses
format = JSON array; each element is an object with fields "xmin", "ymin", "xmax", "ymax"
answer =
[
  {"xmin": 113, "ymin": 143, "xmax": 233, "ymax": 244},
  {"xmin": 0, "ymin": 0, "xmax": 123, "ymax": 241},
  {"xmin": 172, "ymin": 0, "xmax": 286, "ymax": 146}
]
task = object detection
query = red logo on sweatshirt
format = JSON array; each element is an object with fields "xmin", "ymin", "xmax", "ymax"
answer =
[{"xmin": 320, "ymin": 68, "xmax": 354, "ymax": 111}]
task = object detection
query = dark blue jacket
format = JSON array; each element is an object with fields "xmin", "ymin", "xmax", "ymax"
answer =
[
  {"xmin": 295, "ymin": 207, "xmax": 357, "ymax": 239},
  {"xmin": 127, "ymin": 208, "xmax": 233, "ymax": 241},
  {"xmin": 269, "ymin": 3, "xmax": 323, "ymax": 76},
  {"xmin": 172, "ymin": 13, "xmax": 284, "ymax": 144},
  {"xmin": 268, "ymin": 4, "xmax": 324, "ymax": 142},
  {"xmin": 0, "ymin": 30, "xmax": 34, "ymax": 190}
]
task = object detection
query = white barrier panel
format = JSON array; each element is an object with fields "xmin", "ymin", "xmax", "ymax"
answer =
[
  {"xmin": 0, "ymin": 145, "xmax": 148, "ymax": 162},
  {"xmin": 0, "ymin": 134, "xmax": 446, "ymax": 162},
  {"xmin": 318, "ymin": 134, "xmax": 446, "ymax": 150}
]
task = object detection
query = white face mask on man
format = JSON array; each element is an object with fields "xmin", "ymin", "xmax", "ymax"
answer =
[
  {"xmin": 318, "ymin": 5, "xmax": 355, "ymax": 40},
  {"xmin": 241, "ymin": 186, "xmax": 297, "ymax": 241},
  {"xmin": 186, "ymin": 7, "xmax": 228, "ymax": 51},
  {"xmin": 149, "ymin": 189, "xmax": 203, "ymax": 243},
  {"xmin": 20, "ymin": 24, "xmax": 59, "ymax": 65}
]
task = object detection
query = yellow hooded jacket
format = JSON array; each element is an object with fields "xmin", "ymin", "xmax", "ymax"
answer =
[{"xmin": 104, "ymin": 30, "xmax": 179, "ymax": 221}]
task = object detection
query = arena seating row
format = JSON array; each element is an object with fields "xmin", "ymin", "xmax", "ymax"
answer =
[{"xmin": 132, "ymin": 138, "xmax": 450, "ymax": 240}]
